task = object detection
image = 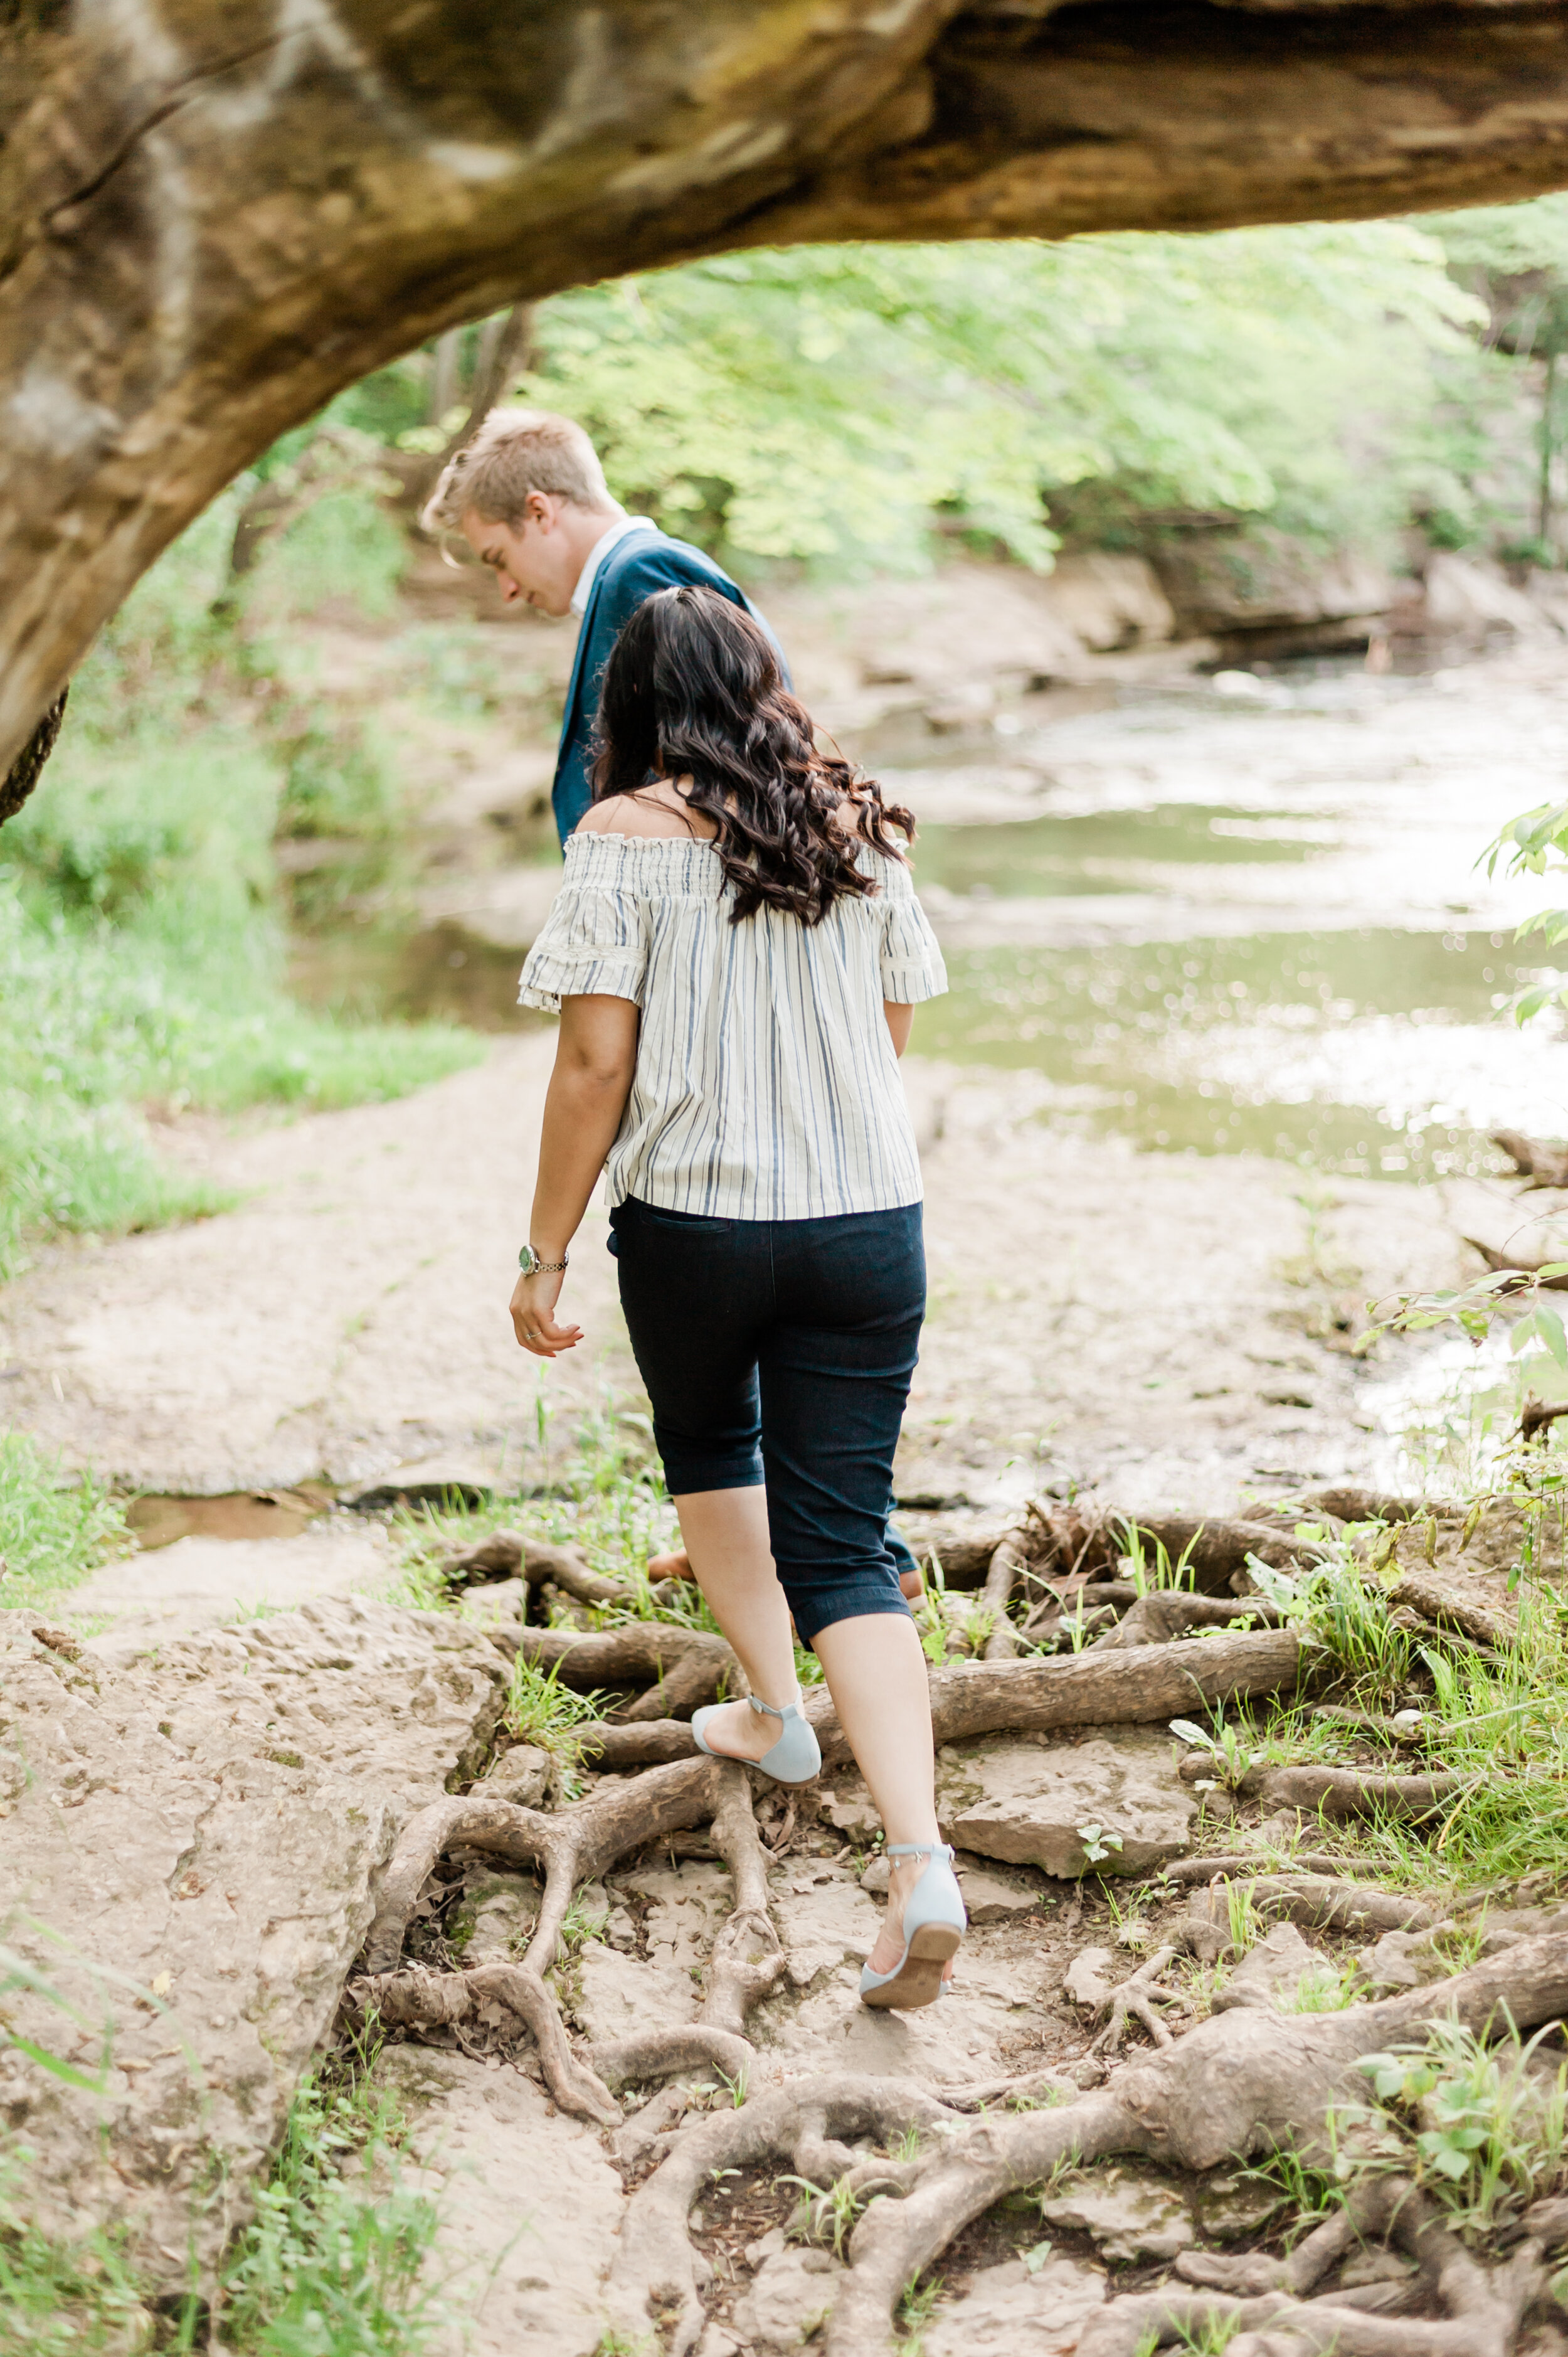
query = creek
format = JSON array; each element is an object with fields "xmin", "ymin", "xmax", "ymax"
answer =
[{"xmin": 290, "ymin": 651, "xmax": 1568, "ymax": 1186}]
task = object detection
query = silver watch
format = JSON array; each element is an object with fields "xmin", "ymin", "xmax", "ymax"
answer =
[{"xmin": 517, "ymin": 1245, "xmax": 568, "ymax": 1276}]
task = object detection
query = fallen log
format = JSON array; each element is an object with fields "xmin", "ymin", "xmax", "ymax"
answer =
[
  {"xmin": 1259, "ymin": 1764, "xmax": 1475, "ymax": 1823},
  {"xmin": 1185, "ymin": 1873, "xmax": 1433, "ymax": 1959}
]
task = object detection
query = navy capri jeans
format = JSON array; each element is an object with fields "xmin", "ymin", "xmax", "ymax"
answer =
[{"xmin": 610, "ymin": 1198, "xmax": 924, "ymax": 1647}]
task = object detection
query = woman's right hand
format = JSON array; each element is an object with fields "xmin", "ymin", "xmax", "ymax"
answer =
[{"xmin": 509, "ymin": 1267, "xmax": 583, "ymax": 1357}]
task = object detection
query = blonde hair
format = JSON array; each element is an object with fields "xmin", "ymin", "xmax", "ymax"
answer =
[{"xmin": 421, "ymin": 407, "xmax": 613, "ymax": 533}]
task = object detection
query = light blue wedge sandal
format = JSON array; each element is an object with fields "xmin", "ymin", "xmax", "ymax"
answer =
[
  {"xmin": 691, "ymin": 1695, "xmax": 822, "ymax": 1785},
  {"xmin": 859, "ymin": 1842, "xmax": 967, "ymax": 2011}
]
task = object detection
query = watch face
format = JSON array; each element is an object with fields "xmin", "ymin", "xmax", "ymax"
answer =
[{"xmin": 518, "ymin": 1245, "xmax": 537, "ymax": 1274}]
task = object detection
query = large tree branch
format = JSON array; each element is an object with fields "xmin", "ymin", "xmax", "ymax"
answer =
[{"xmin": 8, "ymin": 0, "xmax": 1568, "ymax": 785}]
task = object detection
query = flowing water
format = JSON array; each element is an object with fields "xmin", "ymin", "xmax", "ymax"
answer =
[{"xmin": 293, "ymin": 652, "xmax": 1568, "ymax": 1184}]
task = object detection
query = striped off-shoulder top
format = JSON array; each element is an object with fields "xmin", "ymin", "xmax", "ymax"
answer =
[{"xmin": 518, "ymin": 830, "xmax": 947, "ymax": 1220}]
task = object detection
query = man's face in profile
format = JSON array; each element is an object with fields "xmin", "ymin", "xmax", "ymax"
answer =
[{"xmin": 460, "ymin": 496, "xmax": 580, "ymax": 619}]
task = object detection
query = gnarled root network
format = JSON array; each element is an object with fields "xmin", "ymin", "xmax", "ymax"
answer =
[{"xmin": 816, "ymin": 1930, "xmax": 1568, "ymax": 2357}]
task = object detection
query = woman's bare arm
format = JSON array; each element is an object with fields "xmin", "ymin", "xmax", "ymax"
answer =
[
  {"xmin": 510, "ymin": 993, "xmax": 639, "ymax": 1356},
  {"xmin": 884, "ymin": 1000, "xmax": 914, "ymax": 1056}
]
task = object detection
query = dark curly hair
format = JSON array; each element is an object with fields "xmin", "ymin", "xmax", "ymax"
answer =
[{"xmin": 590, "ymin": 585, "xmax": 916, "ymax": 925}]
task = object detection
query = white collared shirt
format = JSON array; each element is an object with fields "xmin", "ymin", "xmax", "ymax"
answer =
[{"xmin": 569, "ymin": 514, "xmax": 658, "ymax": 616}]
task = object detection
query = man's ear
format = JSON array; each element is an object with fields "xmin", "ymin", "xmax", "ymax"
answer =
[{"xmin": 524, "ymin": 489, "xmax": 555, "ymax": 534}]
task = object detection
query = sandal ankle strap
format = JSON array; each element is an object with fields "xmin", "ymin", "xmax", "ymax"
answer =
[
  {"xmin": 747, "ymin": 1695, "xmax": 802, "ymax": 1722},
  {"xmin": 885, "ymin": 1841, "xmax": 955, "ymax": 1862}
]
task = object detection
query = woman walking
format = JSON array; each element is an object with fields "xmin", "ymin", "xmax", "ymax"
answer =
[{"xmin": 511, "ymin": 586, "xmax": 963, "ymax": 2008}]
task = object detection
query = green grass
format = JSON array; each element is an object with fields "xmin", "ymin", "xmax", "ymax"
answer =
[
  {"xmin": 0, "ymin": 866, "xmax": 479, "ymax": 1278},
  {"xmin": 0, "ymin": 1432, "xmax": 129, "ymax": 1614},
  {"xmin": 0, "ymin": 2038, "xmax": 449, "ymax": 2356},
  {"xmin": 210, "ymin": 2058, "xmax": 448, "ymax": 2356}
]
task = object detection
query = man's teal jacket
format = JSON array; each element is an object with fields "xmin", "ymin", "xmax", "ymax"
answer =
[{"xmin": 551, "ymin": 526, "xmax": 786, "ymax": 846}]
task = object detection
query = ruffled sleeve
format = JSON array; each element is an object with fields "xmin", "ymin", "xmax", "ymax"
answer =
[
  {"xmin": 877, "ymin": 865, "xmax": 948, "ymax": 1004},
  {"xmin": 517, "ymin": 843, "xmax": 650, "ymax": 1013}
]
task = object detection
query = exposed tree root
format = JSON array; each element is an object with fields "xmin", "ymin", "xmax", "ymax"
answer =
[
  {"xmin": 1064, "ymin": 1942, "xmax": 1184, "ymax": 2053},
  {"xmin": 1389, "ymin": 1574, "xmax": 1508, "ymax": 1651},
  {"xmin": 605, "ymin": 2075, "xmax": 958, "ymax": 2356},
  {"xmin": 1101, "ymin": 2181, "xmax": 1545, "ymax": 2355},
  {"xmin": 980, "ymin": 1533, "xmax": 1027, "ymax": 1660},
  {"xmin": 1090, "ymin": 1591, "xmax": 1278, "ymax": 1652},
  {"xmin": 1258, "ymin": 1764, "xmax": 1474, "ymax": 1822},
  {"xmin": 575, "ymin": 1718, "xmax": 699, "ymax": 1767},
  {"xmin": 363, "ymin": 1960, "xmax": 623, "ymax": 2123},
  {"xmin": 817, "ymin": 1932, "xmax": 1568, "ymax": 2356},
  {"xmin": 1163, "ymin": 1852, "xmax": 1387, "ymax": 1886}
]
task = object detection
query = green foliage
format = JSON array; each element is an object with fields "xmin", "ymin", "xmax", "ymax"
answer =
[
  {"xmin": 0, "ymin": 2140, "xmax": 151, "ymax": 2356},
  {"xmin": 0, "ymin": 871, "xmax": 477, "ymax": 1275},
  {"xmin": 0, "ymin": 497, "xmax": 480, "ymax": 1270},
  {"xmin": 1352, "ymin": 2020, "xmax": 1568, "ymax": 2231},
  {"xmin": 0, "ymin": 1434, "xmax": 129, "ymax": 1613},
  {"xmin": 521, "ymin": 226, "xmax": 1486, "ymax": 573},
  {"xmin": 502, "ymin": 1658, "xmax": 608, "ymax": 1764},
  {"xmin": 0, "ymin": 1992, "xmax": 444, "ymax": 2357},
  {"xmin": 205, "ymin": 2058, "xmax": 448, "ymax": 2356}
]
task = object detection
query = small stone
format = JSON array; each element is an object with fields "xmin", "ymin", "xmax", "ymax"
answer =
[
  {"xmin": 744, "ymin": 2226, "xmax": 789, "ymax": 2272},
  {"xmin": 923, "ymin": 2255, "xmax": 1107, "ymax": 2355},
  {"xmin": 1229, "ymin": 1920, "xmax": 1319, "ymax": 2004},
  {"xmin": 1190, "ymin": 2173, "xmax": 1286, "ymax": 2242},
  {"xmin": 1338, "ymin": 2248, "xmax": 1416, "ymax": 2289},
  {"xmin": 730, "ymin": 2245, "xmax": 844, "ymax": 2351},
  {"xmin": 481, "ymin": 1743, "xmax": 551, "ymax": 1807},
  {"xmin": 450, "ymin": 1869, "xmax": 541, "ymax": 1966},
  {"xmin": 822, "ymin": 1776, "xmax": 881, "ymax": 1839},
  {"xmin": 1040, "ymin": 2171, "xmax": 1194, "ymax": 2264},
  {"xmin": 956, "ymin": 1859, "xmax": 1044, "ymax": 1923},
  {"xmin": 859, "ymin": 1856, "xmax": 891, "ymax": 1895},
  {"xmin": 604, "ymin": 1907, "xmax": 638, "ymax": 1950}
]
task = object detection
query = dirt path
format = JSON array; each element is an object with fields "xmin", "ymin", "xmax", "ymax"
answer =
[{"xmin": 1, "ymin": 1036, "xmax": 1456, "ymax": 1519}]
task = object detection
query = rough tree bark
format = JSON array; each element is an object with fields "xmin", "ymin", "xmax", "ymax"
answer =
[{"xmin": 9, "ymin": 1, "xmax": 1568, "ymax": 786}]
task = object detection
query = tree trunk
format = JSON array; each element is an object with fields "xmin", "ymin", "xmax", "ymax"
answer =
[{"xmin": 9, "ymin": 1, "xmax": 1568, "ymax": 792}]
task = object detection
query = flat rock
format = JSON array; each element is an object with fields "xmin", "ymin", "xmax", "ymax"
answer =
[
  {"xmin": 127, "ymin": 1593, "xmax": 509, "ymax": 1811},
  {"xmin": 937, "ymin": 1729, "xmax": 1195, "ymax": 1879},
  {"xmin": 772, "ymin": 1869, "xmax": 881, "ymax": 1989},
  {"xmin": 730, "ymin": 2245, "xmax": 845, "ymax": 2351},
  {"xmin": 0, "ymin": 1598, "xmax": 508, "ymax": 2282},
  {"xmin": 957, "ymin": 1857, "xmax": 1048, "ymax": 1922},
  {"xmin": 65, "ymin": 1521, "xmax": 393, "ymax": 1642},
  {"xmin": 573, "ymin": 1944, "xmax": 697, "ymax": 2045},
  {"xmin": 339, "ymin": 1456, "xmax": 500, "ymax": 1511},
  {"xmin": 618, "ymin": 1860, "xmax": 735, "ymax": 1973},
  {"xmin": 378, "ymin": 2044, "xmax": 626, "ymax": 2356},
  {"xmin": 1190, "ymin": 2173, "xmax": 1287, "ymax": 2241},
  {"xmin": 924, "ymin": 2257, "xmax": 1108, "ymax": 2356},
  {"xmin": 451, "ymin": 1867, "xmax": 541, "ymax": 1965},
  {"xmin": 1041, "ymin": 2171, "xmax": 1194, "ymax": 2264}
]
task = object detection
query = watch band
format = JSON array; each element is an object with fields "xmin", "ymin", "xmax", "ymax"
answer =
[{"xmin": 518, "ymin": 1245, "xmax": 569, "ymax": 1275}]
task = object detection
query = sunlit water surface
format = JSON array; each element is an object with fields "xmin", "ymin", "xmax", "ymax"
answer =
[{"xmin": 292, "ymin": 657, "xmax": 1568, "ymax": 1183}]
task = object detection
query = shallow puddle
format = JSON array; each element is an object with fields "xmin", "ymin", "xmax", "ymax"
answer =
[{"xmin": 127, "ymin": 1490, "xmax": 330, "ymax": 1549}]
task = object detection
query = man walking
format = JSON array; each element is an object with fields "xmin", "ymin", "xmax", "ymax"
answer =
[{"xmin": 423, "ymin": 407, "xmax": 783, "ymax": 847}]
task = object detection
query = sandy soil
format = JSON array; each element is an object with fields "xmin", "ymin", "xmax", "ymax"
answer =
[{"xmin": 0, "ymin": 1033, "xmax": 1459, "ymax": 1519}]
